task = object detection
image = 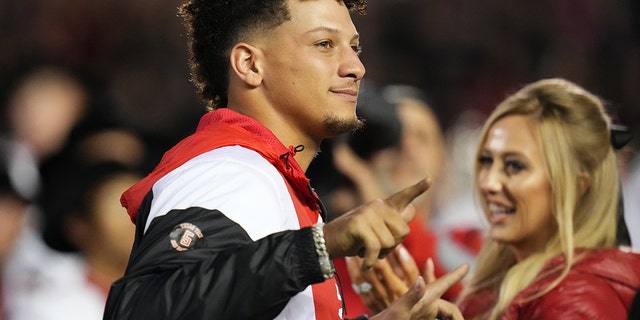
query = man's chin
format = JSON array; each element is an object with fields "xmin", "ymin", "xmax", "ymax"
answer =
[{"xmin": 323, "ymin": 116, "xmax": 364, "ymax": 137}]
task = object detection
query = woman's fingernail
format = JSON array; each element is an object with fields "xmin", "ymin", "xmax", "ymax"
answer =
[
  {"xmin": 412, "ymin": 276, "xmax": 424, "ymax": 292},
  {"xmin": 399, "ymin": 245, "xmax": 411, "ymax": 262}
]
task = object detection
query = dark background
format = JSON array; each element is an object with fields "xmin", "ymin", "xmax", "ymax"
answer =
[{"xmin": 1, "ymin": 0, "xmax": 639, "ymax": 153}]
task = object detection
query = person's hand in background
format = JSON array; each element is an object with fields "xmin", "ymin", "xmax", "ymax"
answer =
[
  {"xmin": 370, "ymin": 263, "xmax": 469, "ymax": 320},
  {"xmin": 346, "ymin": 245, "xmax": 420, "ymax": 313}
]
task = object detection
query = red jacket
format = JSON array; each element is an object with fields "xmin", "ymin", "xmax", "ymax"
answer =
[{"xmin": 459, "ymin": 248, "xmax": 640, "ymax": 319}]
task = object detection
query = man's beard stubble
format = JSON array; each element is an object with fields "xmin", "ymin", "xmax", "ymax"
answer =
[{"xmin": 323, "ymin": 115, "xmax": 365, "ymax": 137}]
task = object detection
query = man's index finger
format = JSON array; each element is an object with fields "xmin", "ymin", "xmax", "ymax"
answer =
[{"xmin": 384, "ymin": 177, "xmax": 431, "ymax": 212}]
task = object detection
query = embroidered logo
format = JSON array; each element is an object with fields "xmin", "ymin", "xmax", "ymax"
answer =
[{"xmin": 169, "ymin": 222, "xmax": 204, "ymax": 251}]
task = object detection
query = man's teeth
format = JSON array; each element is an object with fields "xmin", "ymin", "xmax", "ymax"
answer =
[{"xmin": 489, "ymin": 203, "xmax": 514, "ymax": 214}]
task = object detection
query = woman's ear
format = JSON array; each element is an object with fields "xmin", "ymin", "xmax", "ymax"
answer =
[
  {"xmin": 578, "ymin": 171, "xmax": 591, "ymax": 196},
  {"xmin": 229, "ymin": 43, "xmax": 262, "ymax": 87}
]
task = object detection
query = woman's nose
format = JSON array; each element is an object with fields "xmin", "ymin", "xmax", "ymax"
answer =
[{"xmin": 478, "ymin": 167, "xmax": 502, "ymax": 194}]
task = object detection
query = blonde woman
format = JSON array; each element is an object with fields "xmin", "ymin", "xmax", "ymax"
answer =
[{"xmin": 458, "ymin": 78, "xmax": 640, "ymax": 319}]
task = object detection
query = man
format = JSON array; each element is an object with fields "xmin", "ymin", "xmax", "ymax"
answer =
[{"xmin": 103, "ymin": 0, "xmax": 467, "ymax": 319}]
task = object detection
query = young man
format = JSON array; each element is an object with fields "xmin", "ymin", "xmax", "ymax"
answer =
[{"xmin": 103, "ymin": 0, "xmax": 467, "ymax": 319}]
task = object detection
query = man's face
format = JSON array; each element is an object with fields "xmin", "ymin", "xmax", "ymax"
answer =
[{"xmin": 257, "ymin": 0, "xmax": 366, "ymax": 140}]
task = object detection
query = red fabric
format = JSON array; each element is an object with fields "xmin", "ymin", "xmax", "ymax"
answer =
[
  {"xmin": 449, "ymin": 227, "xmax": 484, "ymax": 255},
  {"xmin": 121, "ymin": 108, "xmax": 342, "ymax": 319},
  {"xmin": 85, "ymin": 269, "xmax": 112, "ymax": 298},
  {"xmin": 282, "ymin": 179, "xmax": 344, "ymax": 319},
  {"xmin": 459, "ymin": 248, "xmax": 640, "ymax": 319},
  {"xmin": 121, "ymin": 108, "xmax": 312, "ymax": 223},
  {"xmin": 337, "ymin": 214, "xmax": 463, "ymax": 317}
]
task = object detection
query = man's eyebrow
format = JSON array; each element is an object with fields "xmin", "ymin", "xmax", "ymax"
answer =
[
  {"xmin": 306, "ymin": 26, "xmax": 360, "ymax": 42},
  {"xmin": 307, "ymin": 26, "xmax": 340, "ymax": 34}
]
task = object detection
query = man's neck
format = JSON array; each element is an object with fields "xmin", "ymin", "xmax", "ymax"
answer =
[
  {"xmin": 289, "ymin": 144, "xmax": 319, "ymax": 172},
  {"xmin": 225, "ymin": 106, "xmax": 321, "ymax": 171}
]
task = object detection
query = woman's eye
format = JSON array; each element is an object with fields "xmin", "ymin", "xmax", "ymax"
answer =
[
  {"xmin": 505, "ymin": 160, "xmax": 526, "ymax": 174},
  {"xmin": 478, "ymin": 155, "xmax": 492, "ymax": 167}
]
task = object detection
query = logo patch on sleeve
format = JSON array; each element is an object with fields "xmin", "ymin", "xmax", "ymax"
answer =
[{"xmin": 169, "ymin": 222, "xmax": 204, "ymax": 251}]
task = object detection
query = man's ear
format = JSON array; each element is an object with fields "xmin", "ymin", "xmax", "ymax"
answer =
[{"xmin": 229, "ymin": 43, "xmax": 262, "ymax": 87}]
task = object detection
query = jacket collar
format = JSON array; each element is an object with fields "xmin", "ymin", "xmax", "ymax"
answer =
[{"xmin": 121, "ymin": 108, "xmax": 318, "ymax": 222}]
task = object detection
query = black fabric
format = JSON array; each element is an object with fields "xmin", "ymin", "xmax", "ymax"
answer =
[
  {"xmin": 103, "ymin": 204, "xmax": 324, "ymax": 320},
  {"xmin": 615, "ymin": 160, "xmax": 631, "ymax": 247},
  {"xmin": 611, "ymin": 127, "xmax": 633, "ymax": 246},
  {"xmin": 630, "ymin": 288, "xmax": 640, "ymax": 320}
]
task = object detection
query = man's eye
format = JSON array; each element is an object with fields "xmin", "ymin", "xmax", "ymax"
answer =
[
  {"xmin": 352, "ymin": 45, "xmax": 362, "ymax": 55},
  {"xmin": 316, "ymin": 41, "xmax": 332, "ymax": 49}
]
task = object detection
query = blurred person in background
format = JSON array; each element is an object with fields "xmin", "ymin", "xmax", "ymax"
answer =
[
  {"xmin": 308, "ymin": 83, "xmax": 472, "ymax": 316},
  {"xmin": 457, "ymin": 78, "xmax": 640, "ymax": 319},
  {"xmin": 434, "ymin": 110, "xmax": 486, "ymax": 271},
  {"xmin": 0, "ymin": 137, "xmax": 39, "ymax": 320},
  {"xmin": 0, "ymin": 60, "xmax": 147, "ymax": 319},
  {"xmin": 4, "ymin": 123, "xmax": 144, "ymax": 320},
  {"xmin": 382, "ymin": 85, "xmax": 484, "ymax": 268},
  {"xmin": 0, "ymin": 62, "xmax": 108, "ymax": 252},
  {"xmin": 2, "ymin": 65, "xmax": 91, "ymax": 164}
]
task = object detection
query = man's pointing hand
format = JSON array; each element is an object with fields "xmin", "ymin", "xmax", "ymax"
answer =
[{"xmin": 323, "ymin": 178, "xmax": 431, "ymax": 270}]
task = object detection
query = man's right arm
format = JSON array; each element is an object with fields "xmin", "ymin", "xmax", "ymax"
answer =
[
  {"xmin": 104, "ymin": 148, "xmax": 324, "ymax": 319},
  {"xmin": 103, "ymin": 206, "xmax": 325, "ymax": 319}
]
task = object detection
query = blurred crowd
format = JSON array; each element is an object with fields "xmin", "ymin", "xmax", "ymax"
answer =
[
  {"xmin": 1, "ymin": 0, "xmax": 639, "ymax": 319},
  {"xmin": 1, "ymin": 1, "xmax": 639, "ymax": 139}
]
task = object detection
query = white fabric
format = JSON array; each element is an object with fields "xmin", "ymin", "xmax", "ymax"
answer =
[
  {"xmin": 145, "ymin": 145, "xmax": 317, "ymax": 319},
  {"xmin": 3, "ymin": 215, "xmax": 106, "ymax": 320},
  {"xmin": 146, "ymin": 146, "xmax": 301, "ymax": 239}
]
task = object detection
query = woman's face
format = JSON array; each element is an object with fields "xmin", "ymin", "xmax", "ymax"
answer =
[{"xmin": 477, "ymin": 115, "xmax": 555, "ymax": 260}]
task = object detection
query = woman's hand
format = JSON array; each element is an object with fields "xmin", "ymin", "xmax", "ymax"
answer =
[
  {"xmin": 346, "ymin": 245, "xmax": 420, "ymax": 313},
  {"xmin": 370, "ymin": 263, "xmax": 469, "ymax": 320}
]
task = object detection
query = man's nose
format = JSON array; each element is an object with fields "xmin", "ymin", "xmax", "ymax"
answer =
[{"xmin": 339, "ymin": 48, "xmax": 366, "ymax": 80}]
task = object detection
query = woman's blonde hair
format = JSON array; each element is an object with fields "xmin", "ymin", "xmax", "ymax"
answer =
[{"xmin": 459, "ymin": 78, "xmax": 619, "ymax": 319}]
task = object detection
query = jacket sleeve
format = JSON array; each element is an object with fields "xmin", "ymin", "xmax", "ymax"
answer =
[{"xmin": 103, "ymin": 206, "xmax": 326, "ymax": 320}]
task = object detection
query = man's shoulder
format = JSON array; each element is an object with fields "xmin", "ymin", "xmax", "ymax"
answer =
[
  {"xmin": 146, "ymin": 145, "xmax": 295, "ymax": 236},
  {"xmin": 157, "ymin": 145, "xmax": 283, "ymax": 192},
  {"xmin": 195, "ymin": 145, "xmax": 271, "ymax": 165},
  {"xmin": 177, "ymin": 145, "xmax": 280, "ymax": 180}
]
